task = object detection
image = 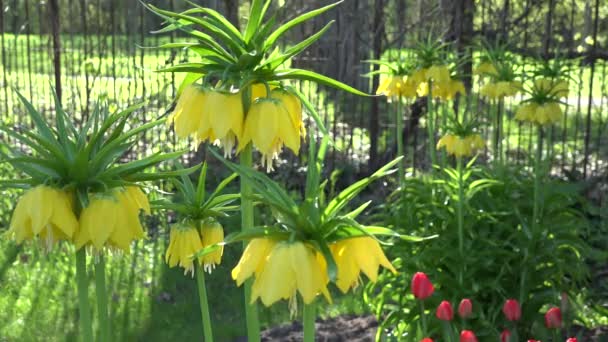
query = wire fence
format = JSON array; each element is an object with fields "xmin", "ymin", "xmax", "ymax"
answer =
[{"xmin": 1, "ymin": 0, "xmax": 606, "ymax": 181}]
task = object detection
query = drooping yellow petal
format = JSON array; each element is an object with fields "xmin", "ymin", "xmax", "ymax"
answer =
[
  {"xmin": 232, "ymin": 238, "xmax": 277, "ymax": 286},
  {"xmin": 251, "ymin": 242, "xmax": 296, "ymax": 306},
  {"xmin": 201, "ymin": 220, "xmax": 224, "ymax": 270}
]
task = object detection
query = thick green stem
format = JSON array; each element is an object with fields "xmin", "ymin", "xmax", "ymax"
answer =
[
  {"xmin": 532, "ymin": 127, "xmax": 543, "ymax": 235},
  {"xmin": 396, "ymin": 97, "xmax": 405, "ymax": 185},
  {"xmin": 240, "ymin": 144, "xmax": 260, "ymax": 341},
  {"xmin": 76, "ymin": 249, "xmax": 93, "ymax": 342},
  {"xmin": 94, "ymin": 255, "xmax": 109, "ymax": 342},
  {"xmin": 427, "ymin": 83, "xmax": 436, "ymax": 168},
  {"xmin": 303, "ymin": 302, "xmax": 316, "ymax": 342},
  {"xmin": 441, "ymin": 321, "xmax": 453, "ymax": 342},
  {"xmin": 418, "ymin": 300, "xmax": 428, "ymax": 335},
  {"xmin": 196, "ymin": 265, "xmax": 214, "ymax": 342},
  {"xmin": 457, "ymin": 157, "xmax": 465, "ymax": 286}
]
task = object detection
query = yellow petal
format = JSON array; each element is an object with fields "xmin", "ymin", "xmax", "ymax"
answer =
[{"xmin": 232, "ymin": 238, "xmax": 277, "ymax": 286}]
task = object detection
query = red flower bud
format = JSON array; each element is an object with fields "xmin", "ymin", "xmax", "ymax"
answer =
[
  {"xmin": 527, "ymin": 340, "xmax": 540, "ymax": 342},
  {"xmin": 460, "ymin": 330, "xmax": 478, "ymax": 342},
  {"xmin": 566, "ymin": 338, "xmax": 578, "ymax": 342},
  {"xmin": 502, "ymin": 299, "xmax": 521, "ymax": 321},
  {"xmin": 436, "ymin": 300, "xmax": 454, "ymax": 321},
  {"xmin": 544, "ymin": 307, "xmax": 562, "ymax": 329},
  {"xmin": 420, "ymin": 338, "xmax": 434, "ymax": 342},
  {"xmin": 411, "ymin": 272, "xmax": 434, "ymax": 300},
  {"xmin": 458, "ymin": 298, "xmax": 473, "ymax": 318},
  {"xmin": 500, "ymin": 329, "xmax": 511, "ymax": 342}
]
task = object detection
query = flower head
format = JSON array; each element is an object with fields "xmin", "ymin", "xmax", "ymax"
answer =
[
  {"xmin": 480, "ymin": 81, "xmax": 521, "ymax": 99},
  {"xmin": 421, "ymin": 338, "xmax": 434, "ymax": 342},
  {"xmin": 197, "ymin": 90, "xmax": 244, "ymax": 156},
  {"xmin": 566, "ymin": 338, "xmax": 578, "ymax": 342},
  {"xmin": 376, "ymin": 75, "xmax": 417, "ymax": 99},
  {"xmin": 460, "ymin": 330, "xmax": 478, "ymax": 342},
  {"xmin": 200, "ymin": 220, "xmax": 224, "ymax": 272},
  {"xmin": 411, "ymin": 272, "xmax": 434, "ymax": 300},
  {"xmin": 544, "ymin": 307, "xmax": 562, "ymax": 329},
  {"xmin": 502, "ymin": 299, "xmax": 521, "ymax": 321},
  {"xmin": 9, "ymin": 185, "xmax": 78, "ymax": 248},
  {"xmin": 167, "ymin": 85, "xmax": 207, "ymax": 139},
  {"xmin": 500, "ymin": 329, "xmax": 511, "ymax": 342},
  {"xmin": 474, "ymin": 62, "xmax": 498, "ymax": 77},
  {"xmin": 249, "ymin": 241, "xmax": 330, "ymax": 306},
  {"xmin": 436, "ymin": 300, "xmax": 454, "ymax": 321},
  {"xmin": 330, "ymin": 236, "xmax": 396, "ymax": 293},
  {"xmin": 239, "ymin": 90, "xmax": 303, "ymax": 171},
  {"xmin": 437, "ymin": 133, "xmax": 485, "ymax": 158},
  {"xmin": 75, "ymin": 187, "xmax": 149, "ymax": 253},
  {"xmin": 165, "ymin": 225, "xmax": 203, "ymax": 276},
  {"xmin": 515, "ymin": 102, "xmax": 562, "ymax": 125},
  {"xmin": 232, "ymin": 238, "xmax": 278, "ymax": 286},
  {"xmin": 458, "ymin": 298, "xmax": 473, "ymax": 318}
]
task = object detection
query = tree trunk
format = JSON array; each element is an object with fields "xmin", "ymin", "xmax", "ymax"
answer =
[
  {"xmin": 225, "ymin": 0, "xmax": 240, "ymax": 30},
  {"xmin": 369, "ymin": 0, "xmax": 385, "ymax": 172}
]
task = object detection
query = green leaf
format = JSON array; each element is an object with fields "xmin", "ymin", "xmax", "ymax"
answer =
[
  {"xmin": 14, "ymin": 90, "xmax": 62, "ymax": 151},
  {"xmin": 287, "ymin": 86, "xmax": 329, "ymax": 137},
  {"xmin": 183, "ymin": 3, "xmax": 243, "ymax": 40},
  {"xmin": 274, "ymin": 68, "xmax": 369, "ymax": 96},
  {"xmin": 101, "ymin": 149, "xmax": 186, "ymax": 180},
  {"xmin": 264, "ymin": 1, "xmax": 343, "ymax": 50},
  {"xmin": 203, "ymin": 172, "xmax": 238, "ymax": 208},
  {"xmin": 127, "ymin": 164, "xmax": 201, "ymax": 182},
  {"xmin": 224, "ymin": 226, "xmax": 290, "ymax": 245},
  {"xmin": 195, "ymin": 162, "xmax": 208, "ymax": 205},
  {"xmin": 344, "ymin": 201, "xmax": 372, "ymax": 219},
  {"xmin": 244, "ymin": 0, "xmax": 267, "ymax": 43},
  {"xmin": 176, "ymin": 72, "xmax": 204, "ymax": 96}
]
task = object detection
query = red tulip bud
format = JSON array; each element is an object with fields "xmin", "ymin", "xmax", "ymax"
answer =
[
  {"xmin": 502, "ymin": 299, "xmax": 521, "ymax": 321},
  {"xmin": 420, "ymin": 338, "xmax": 434, "ymax": 342},
  {"xmin": 436, "ymin": 300, "xmax": 454, "ymax": 321},
  {"xmin": 411, "ymin": 272, "xmax": 434, "ymax": 300},
  {"xmin": 566, "ymin": 338, "xmax": 578, "ymax": 342},
  {"xmin": 458, "ymin": 298, "xmax": 473, "ymax": 318},
  {"xmin": 500, "ymin": 329, "xmax": 511, "ymax": 342},
  {"xmin": 527, "ymin": 340, "xmax": 540, "ymax": 342},
  {"xmin": 460, "ymin": 330, "xmax": 478, "ymax": 342},
  {"xmin": 544, "ymin": 307, "xmax": 562, "ymax": 329}
]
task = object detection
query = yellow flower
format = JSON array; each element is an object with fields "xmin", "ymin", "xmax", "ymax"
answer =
[
  {"xmin": 167, "ymin": 85, "xmax": 207, "ymax": 139},
  {"xmin": 8, "ymin": 185, "xmax": 78, "ymax": 248},
  {"xmin": 75, "ymin": 187, "xmax": 149, "ymax": 253},
  {"xmin": 197, "ymin": 90, "xmax": 244, "ymax": 156},
  {"xmin": 480, "ymin": 81, "xmax": 521, "ymax": 99},
  {"xmin": 434, "ymin": 80, "xmax": 465, "ymax": 100},
  {"xmin": 425, "ymin": 65, "xmax": 451, "ymax": 83},
  {"xmin": 515, "ymin": 102, "xmax": 562, "ymax": 125},
  {"xmin": 250, "ymin": 241, "xmax": 330, "ymax": 306},
  {"xmin": 232, "ymin": 238, "xmax": 278, "ymax": 286},
  {"xmin": 535, "ymin": 78, "xmax": 569, "ymax": 98},
  {"xmin": 200, "ymin": 220, "xmax": 224, "ymax": 272},
  {"xmin": 165, "ymin": 225, "xmax": 203, "ymax": 276},
  {"xmin": 437, "ymin": 133, "xmax": 484, "ymax": 157},
  {"xmin": 474, "ymin": 62, "xmax": 498, "ymax": 77},
  {"xmin": 330, "ymin": 236, "xmax": 396, "ymax": 293},
  {"xmin": 376, "ymin": 75, "xmax": 417, "ymax": 100},
  {"xmin": 239, "ymin": 91, "xmax": 302, "ymax": 171},
  {"xmin": 251, "ymin": 83, "xmax": 277, "ymax": 101}
]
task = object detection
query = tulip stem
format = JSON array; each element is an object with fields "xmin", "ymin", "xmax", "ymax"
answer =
[
  {"xmin": 94, "ymin": 255, "xmax": 109, "ymax": 342},
  {"xmin": 196, "ymin": 265, "xmax": 214, "ymax": 342},
  {"xmin": 418, "ymin": 300, "xmax": 428, "ymax": 335},
  {"xmin": 75, "ymin": 249, "xmax": 94, "ymax": 342},
  {"xmin": 303, "ymin": 302, "xmax": 316, "ymax": 342},
  {"xmin": 427, "ymin": 83, "xmax": 436, "ymax": 169},
  {"xmin": 457, "ymin": 156, "xmax": 465, "ymax": 287},
  {"xmin": 552, "ymin": 330, "xmax": 559, "ymax": 342},
  {"xmin": 240, "ymin": 143, "xmax": 260, "ymax": 341},
  {"xmin": 441, "ymin": 321, "xmax": 453, "ymax": 342}
]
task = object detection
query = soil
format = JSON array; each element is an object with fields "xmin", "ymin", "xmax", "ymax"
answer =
[{"xmin": 260, "ymin": 315, "xmax": 378, "ymax": 342}]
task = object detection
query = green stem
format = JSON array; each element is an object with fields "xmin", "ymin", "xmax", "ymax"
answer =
[
  {"xmin": 552, "ymin": 329, "xmax": 559, "ymax": 342},
  {"xmin": 196, "ymin": 265, "xmax": 214, "ymax": 342},
  {"xmin": 457, "ymin": 156, "xmax": 465, "ymax": 287},
  {"xmin": 396, "ymin": 97, "xmax": 405, "ymax": 185},
  {"xmin": 441, "ymin": 321, "xmax": 453, "ymax": 342},
  {"xmin": 427, "ymin": 83, "xmax": 436, "ymax": 169},
  {"xmin": 532, "ymin": 126, "xmax": 543, "ymax": 235},
  {"xmin": 418, "ymin": 300, "xmax": 428, "ymax": 336},
  {"xmin": 241, "ymin": 145, "xmax": 260, "ymax": 341},
  {"xmin": 303, "ymin": 302, "xmax": 316, "ymax": 342},
  {"xmin": 76, "ymin": 249, "xmax": 93, "ymax": 342},
  {"xmin": 240, "ymin": 87, "xmax": 260, "ymax": 342},
  {"xmin": 94, "ymin": 255, "xmax": 109, "ymax": 342}
]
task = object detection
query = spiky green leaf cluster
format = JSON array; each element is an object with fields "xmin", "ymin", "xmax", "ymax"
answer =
[{"xmin": 0, "ymin": 91, "xmax": 188, "ymax": 191}]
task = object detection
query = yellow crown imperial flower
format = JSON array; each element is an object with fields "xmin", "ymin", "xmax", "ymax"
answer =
[
  {"xmin": 165, "ymin": 225, "xmax": 204, "ymax": 276},
  {"xmin": 515, "ymin": 102, "xmax": 562, "ymax": 125},
  {"xmin": 425, "ymin": 65, "xmax": 451, "ymax": 83},
  {"xmin": 376, "ymin": 75, "xmax": 417, "ymax": 100},
  {"xmin": 240, "ymin": 91, "xmax": 303, "ymax": 171},
  {"xmin": 200, "ymin": 220, "xmax": 224, "ymax": 272},
  {"xmin": 167, "ymin": 85, "xmax": 207, "ymax": 139},
  {"xmin": 232, "ymin": 238, "xmax": 279, "ymax": 287},
  {"xmin": 330, "ymin": 236, "xmax": 397, "ymax": 293},
  {"xmin": 437, "ymin": 133, "xmax": 485, "ymax": 158},
  {"xmin": 249, "ymin": 241, "xmax": 331, "ymax": 307},
  {"xmin": 535, "ymin": 78, "xmax": 569, "ymax": 98},
  {"xmin": 75, "ymin": 186, "xmax": 149, "ymax": 253},
  {"xmin": 197, "ymin": 90, "xmax": 244, "ymax": 156},
  {"xmin": 480, "ymin": 81, "xmax": 521, "ymax": 99},
  {"xmin": 251, "ymin": 83, "xmax": 277, "ymax": 101},
  {"xmin": 8, "ymin": 185, "xmax": 78, "ymax": 248}
]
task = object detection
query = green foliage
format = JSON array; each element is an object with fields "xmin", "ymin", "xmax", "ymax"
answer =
[{"xmin": 365, "ymin": 163, "xmax": 604, "ymax": 340}]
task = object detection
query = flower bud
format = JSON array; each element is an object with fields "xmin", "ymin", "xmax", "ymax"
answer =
[
  {"xmin": 436, "ymin": 300, "xmax": 454, "ymax": 321},
  {"xmin": 411, "ymin": 272, "xmax": 434, "ymax": 300},
  {"xmin": 458, "ymin": 298, "xmax": 473, "ymax": 318},
  {"xmin": 502, "ymin": 299, "xmax": 521, "ymax": 321},
  {"xmin": 460, "ymin": 330, "xmax": 478, "ymax": 342},
  {"xmin": 544, "ymin": 307, "xmax": 562, "ymax": 329},
  {"xmin": 500, "ymin": 329, "xmax": 511, "ymax": 342},
  {"xmin": 566, "ymin": 338, "xmax": 578, "ymax": 342},
  {"xmin": 420, "ymin": 338, "xmax": 433, "ymax": 342}
]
